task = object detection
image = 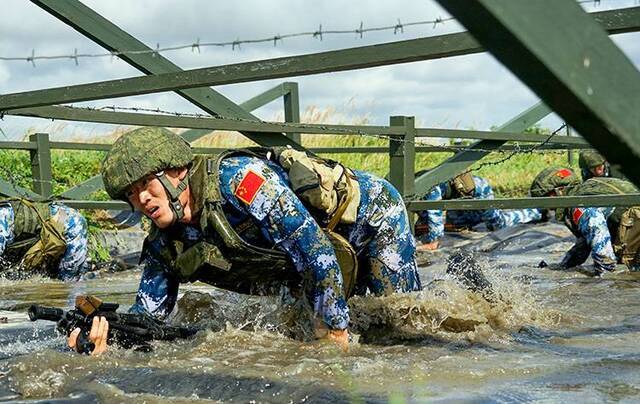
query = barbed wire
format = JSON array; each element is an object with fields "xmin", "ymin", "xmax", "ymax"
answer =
[
  {"xmin": 0, "ymin": 109, "xmax": 577, "ymax": 198},
  {"xmin": 463, "ymin": 123, "xmax": 568, "ymax": 174},
  {"xmin": 61, "ymin": 104, "xmax": 580, "ymax": 155},
  {"xmin": 0, "ymin": 16, "xmax": 454, "ymax": 67}
]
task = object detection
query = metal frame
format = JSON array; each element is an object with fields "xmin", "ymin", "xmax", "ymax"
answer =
[{"xmin": 0, "ymin": 3, "xmax": 638, "ymax": 216}]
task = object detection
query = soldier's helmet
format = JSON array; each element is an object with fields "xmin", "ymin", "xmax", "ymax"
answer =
[
  {"xmin": 530, "ymin": 167, "xmax": 581, "ymax": 197},
  {"xmin": 578, "ymin": 150, "xmax": 606, "ymax": 171},
  {"xmin": 101, "ymin": 127, "xmax": 193, "ymax": 200}
]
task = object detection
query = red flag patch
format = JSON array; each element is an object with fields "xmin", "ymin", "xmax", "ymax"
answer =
[
  {"xmin": 556, "ymin": 169, "xmax": 572, "ymax": 178},
  {"xmin": 572, "ymin": 208, "xmax": 584, "ymax": 224},
  {"xmin": 235, "ymin": 170, "xmax": 266, "ymax": 205}
]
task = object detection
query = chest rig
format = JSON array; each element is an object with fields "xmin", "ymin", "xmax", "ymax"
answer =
[{"xmin": 145, "ymin": 149, "xmax": 361, "ymax": 297}]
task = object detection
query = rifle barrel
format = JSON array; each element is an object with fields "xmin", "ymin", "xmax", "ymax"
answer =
[{"xmin": 28, "ymin": 305, "xmax": 64, "ymax": 322}]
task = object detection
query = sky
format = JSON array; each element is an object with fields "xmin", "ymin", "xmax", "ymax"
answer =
[{"xmin": 0, "ymin": 0, "xmax": 639, "ymax": 141}]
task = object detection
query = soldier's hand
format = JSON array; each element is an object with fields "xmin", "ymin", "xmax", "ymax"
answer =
[
  {"xmin": 67, "ymin": 316, "xmax": 110, "ymax": 356},
  {"xmin": 326, "ymin": 329, "xmax": 349, "ymax": 352},
  {"xmin": 417, "ymin": 240, "xmax": 440, "ymax": 251}
]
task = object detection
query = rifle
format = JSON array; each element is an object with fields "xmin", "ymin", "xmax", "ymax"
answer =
[{"xmin": 28, "ymin": 295, "xmax": 199, "ymax": 354}]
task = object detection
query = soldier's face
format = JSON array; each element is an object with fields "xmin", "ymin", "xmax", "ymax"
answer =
[
  {"xmin": 126, "ymin": 168, "xmax": 188, "ymax": 229},
  {"xmin": 591, "ymin": 164, "xmax": 606, "ymax": 177}
]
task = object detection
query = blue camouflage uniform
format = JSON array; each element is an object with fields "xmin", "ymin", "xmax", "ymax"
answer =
[
  {"xmin": 560, "ymin": 206, "xmax": 617, "ymax": 273},
  {"xmin": 0, "ymin": 203, "xmax": 88, "ymax": 280},
  {"xmin": 417, "ymin": 175, "xmax": 542, "ymax": 243},
  {"xmin": 131, "ymin": 156, "xmax": 422, "ymax": 330}
]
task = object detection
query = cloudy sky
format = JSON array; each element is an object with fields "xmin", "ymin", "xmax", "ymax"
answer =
[{"xmin": 1, "ymin": 0, "xmax": 639, "ymax": 140}]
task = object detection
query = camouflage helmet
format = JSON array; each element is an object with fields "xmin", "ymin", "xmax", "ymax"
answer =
[
  {"xmin": 530, "ymin": 167, "xmax": 581, "ymax": 197},
  {"xmin": 101, "ymin": 127, "xmax": 193, "ymax": 200},
  {"xmin": 579, "ymin": 150, "xmax": 606, "ymax": 170}
]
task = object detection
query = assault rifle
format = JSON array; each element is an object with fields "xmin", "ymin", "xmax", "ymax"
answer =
[{"xmin": 28, "ymin": 295, "xmax": 199, "ymax": 354}]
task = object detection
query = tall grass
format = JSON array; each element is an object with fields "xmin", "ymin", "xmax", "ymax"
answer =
[{"xmin": 0, "ymin": 105, "xmax": 578, "ymax": 201}]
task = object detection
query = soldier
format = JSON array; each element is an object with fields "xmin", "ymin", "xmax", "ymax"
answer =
[
  {"xmin": 69, "ymin": 127, "xmax": 422, "ymax": 354},
  {"xmin": 0, "ymin": 199, "xmax": 88, "ymax": 280},
  {"xmin": 415, "ymin": 172, "xmax": 543, "ymax": 250},
  {"xmin": 578, "ymin": 150, "xmax": 610, "ymax": 181},
  {"xmin": 530, "ymin": 167, "xmax": 640, "ymax": 275}
]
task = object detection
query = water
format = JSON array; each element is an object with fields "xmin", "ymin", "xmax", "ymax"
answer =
[{"xmin": 1, "ymin": 222, "xmax": 640, "ymax": 402}]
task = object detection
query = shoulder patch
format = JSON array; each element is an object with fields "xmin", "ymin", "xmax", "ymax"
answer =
[
  {"xmin": 572, "ymin": 208, "xmax": 584, "ymax": 224},
  {"xmin": 557, "ymin": 169, "xmax": 572, "ymax": 178},
  {"xmin": 235, "ymin": 170, "xmax": 266, "ymax": 205}
]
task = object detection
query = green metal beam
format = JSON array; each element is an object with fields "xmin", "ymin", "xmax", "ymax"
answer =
[
  {"xmin": 414, "ymin": 102, "xmax": 552, "ymax": 196},
  {"xmin": 435, "ymin": 0, "xmax": 640, "ymax": 187},
  {"xmin": 0, "ymin": 178, "xmax": 43, "ymax": 200},
  {"xmin": 10, "ymin": 104, "xmax": 589, "ymax": 148},
  {"xmin": 407, "ymin": 194, "xmax": 640, "ymax": 211},
  {"xmin": 283, "ymin": 82, "xmax": 302, "ymax": 144},
  {"xmin": 415, "ymin": 127, "xmax": 586, "ymax": 145},
  {"xmin": 8, "ymin": 105, "xmax": 403, "ymax": 135},
  {"xmin": 59, "ymin": 175, "xmax": 104, "ymax": 199},
  {"xmin": 60, "ymin": 200, "xmax": 129, "ymax": 210},
  {"xmin": 30, "ymin": 0, "xmax": 299, "ymax": 149},
  {"xmin": 180, "ymin": 129, "xmax": 212, "ymax": 143},
  {"xmin": 4, "ymin": 7, "xmax": 638, "ymax": 111},
  {"xmin": 239, "ymin": 83, "xmax": 287, "ymax": 112}
]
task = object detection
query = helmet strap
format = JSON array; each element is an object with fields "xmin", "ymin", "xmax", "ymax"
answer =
[{"xmin": 156, "ymin": 171, "xmax": 190, "ymax": 224}]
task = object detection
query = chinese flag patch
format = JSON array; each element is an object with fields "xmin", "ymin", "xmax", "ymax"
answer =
[
  {"xmin": 572, "ymin": 208, "xmax": 584, "ymax": 224},
  {"xmin": 235, "ymin": 170, "xmax": 266, "ymax": 205},
  {"xmin": 556, "ymin": 169, "xmax": 572, "ymax": 178}
]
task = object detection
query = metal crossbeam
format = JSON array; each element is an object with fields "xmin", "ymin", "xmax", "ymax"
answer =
[
  {"xmin": 436, "ymin": 0, "xmax": 640, "ymax": 187},
  {"xmin": 7, "ymin": 105, "xmax": 588, "ymax": 147},
  {"xmin": 60, "ymin": 175, "xmax": 104, "ymax": 199},
  {"xmin": 3, "ymin": 7, "xmax": 638, "ymax": 111},
  {"xmin": 30, "ymin": 0, "xmax": 300, "ymax": 149},
  {"xmin": 0, "ymin": 179, "xmax": 43, "ymax": 200},
  {"xmin": 407, "ymin": 194, "xmax": 640, "ymax": 211},
  {"xmin": 414, "ymin": 102, "xmax": 552, "ymax": 196}
]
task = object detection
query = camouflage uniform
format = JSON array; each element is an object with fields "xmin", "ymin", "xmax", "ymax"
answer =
[
  {"xmin": 114, "ymin": 147, "xmax": 421, "ymax": 330},
  {"xmin": 0, "ymin": 202, "xmax": 88, "ymax": 280},
  {"xmin": 558, "ymin": 178, "xmax": 639, "ymax": 274},
  {"xmin": 416, "ymin": 175, "xmax": 542, "ymax": 243}
]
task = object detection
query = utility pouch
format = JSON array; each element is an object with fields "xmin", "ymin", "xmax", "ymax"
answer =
[
  {"xmin": 613, "ymin": 207, "xmax": 640, "ymax": 267},
  {"xmin": 324, "ymin": 229, "xmax": 358, "ymax": 298},
  {"xmin": 22, "ymin": 218, "xmax": 67, "ymax": 273},
  {"xmin": 174, "ymin": 241, "xmax": 232, "ymax": 282},
  {"xmin": 277, "ymin": 149, "xmax": 360, "ymax": 225},
  {"xmin": 450, "ymin": 172, "xmax": 475, "ymax": 198}
]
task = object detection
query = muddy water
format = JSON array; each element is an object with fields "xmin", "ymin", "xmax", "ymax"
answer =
[{"xmin": 1, "ymin": 222, "xmax": 640, "ymax": 402}]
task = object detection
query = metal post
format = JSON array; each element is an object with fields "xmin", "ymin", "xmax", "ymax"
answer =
[
  {"xmin": 388, "ymin": 116, "xmax": 416, "ymax": 197},
  {"xmin": 29, "ymin": 133, "xmax": 53, "ymax": 198},
  {"xmin": 566, "ymin": 125, "xmax": 575, "ymax": 165},
  {"xmin": 283, "ymin": 82, "xmax": 302, "ymax": 144}
]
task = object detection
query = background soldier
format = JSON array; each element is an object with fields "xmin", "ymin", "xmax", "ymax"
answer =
[
  {"xmin": 416, "ymin": 172, "xmax": 543, "ymax": 250},
  {"xmin": 0, "ymin": 200, "xmax": 88, "ymax": 280},
  {"xmin": 531, "ymin": 167, "xmax": 640, "ymax": 275}
]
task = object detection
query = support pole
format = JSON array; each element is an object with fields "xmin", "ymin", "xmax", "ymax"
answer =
[
  {"xmin": 388, "ymin": 116, "xmax": 415, "ymax": 197},
  {"xmin": 29, "ymin": 133, "xmax": 52, "ymax": 198}
]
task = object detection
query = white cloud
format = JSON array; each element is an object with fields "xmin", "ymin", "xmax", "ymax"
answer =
[{"xmin": 0, "ymin": 0, "xmax": 638, "ymax": 139}]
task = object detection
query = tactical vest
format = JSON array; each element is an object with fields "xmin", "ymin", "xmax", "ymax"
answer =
[
  {"xmin": 2, "ymin": 199, "xmax": 67, "ymax": 274},
  {"xmin": 146, "ymin": 150, "xmax": 359, "ymax": 297},
  {"xmin": 559, "ymin": 178, "xmax": 640, "ymax": 267}
]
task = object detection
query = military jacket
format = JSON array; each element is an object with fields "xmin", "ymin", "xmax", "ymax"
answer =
[
  {"xmin": 131, "ymin": 154, "xmax": 422, "ymax": 330},
  {"xmin": 559, "ymin": 178, "xmax": 638, "ymax": 272},
  {"xmin": 416, "ymin": 176, "xmax": 542, "ymax": 243}
]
